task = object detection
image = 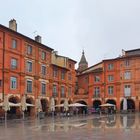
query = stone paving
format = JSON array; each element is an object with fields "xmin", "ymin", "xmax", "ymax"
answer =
[{"xmin": 0, "ymin": 113, "xmax": 140, "ymax": 140}]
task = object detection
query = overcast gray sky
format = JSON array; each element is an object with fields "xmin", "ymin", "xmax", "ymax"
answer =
[{"xmin": 1, "ymin": 0, "xmax": 140, "ymax": 67}]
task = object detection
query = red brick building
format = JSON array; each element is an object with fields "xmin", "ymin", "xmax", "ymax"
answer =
[
  {"xmin": 0, "ymin": 19, "xmax": 76, "ymax": 117},
  {"xmin": 76, "ymin": 49, "xmax": 140, "ymax": 112},
  {"xmin": 50, "ymin": 51, "xmax": 76, "ymax": 111}
]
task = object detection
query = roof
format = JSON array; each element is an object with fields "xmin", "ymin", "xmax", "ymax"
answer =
[
  {"xmin": 77, "ymin": 62, "xmax": 103, "ymax": 76},
  {"xmin": 79, "ymin": 50, "xmax": 88, "ymax": 65},
  {"xmin": 102, "ymin": 54, "xmax": 140, "ymax": 62},
  {"xmin": 0, "ymin": 24, "xmax": 53, "ymax": 51},
  {"xmin": 51, "ymin": 64, "xmax": 69, "ymax": 71},
  {"xmin": 125, "ymin": 48, "xmax": 140, "ymax": 53},
  {"xmin": 68, "ymin": 58, "xmax": 77, "ymax": 63},
  {"xmin": 125, "ymin": 48, "xmax": 140, "ymax": 56}
]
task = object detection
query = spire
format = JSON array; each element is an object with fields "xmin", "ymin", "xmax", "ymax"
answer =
[
  {"xmin": 79, "ymin": 50, "xmax": 88, "ymax": 64},
  {"xmin": 78, "ymin": 50, "xmax": 88, "ymax": 72}
]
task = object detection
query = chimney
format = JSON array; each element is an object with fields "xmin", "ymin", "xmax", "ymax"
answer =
[
  {"xmin": 35, "ymin": 35, "xmax": 42, "ymax": 43},
  {"xmin": 9, "ymin": 19, "xmax": 17, "ymax": 31}
]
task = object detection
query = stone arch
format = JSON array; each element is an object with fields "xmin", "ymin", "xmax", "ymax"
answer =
[
  {"xmin": 9, "ymin": 95, "xmax": 20, "ymax": 103},
  {"xmin": 120, "ymin": 98, "xmax": 135, "ymax": 112},
  {"xmin": 41, "ymin": 98, "xmax": 49, "ymax": 113},
  {"xmin": 25, "ymin": 97, "xmax": 35, "ymax": 117},
  {"xmin": 93, "ymin": 100, "xmax": 101, "ymax": 109},
  {"xmin": 8, "ymin": 96, "xmax": 21, "ymax": 118}
]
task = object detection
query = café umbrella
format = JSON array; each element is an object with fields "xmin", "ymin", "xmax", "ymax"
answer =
[
  {"xmin": 3, "ymin": 95, "xmax": 10, "ymax": 121},
  {"xmin": 50, "ymin": 97, "xmax": 55, "ymax": 112},
  {"xmin": 64, "ymin": 99, "xmax": 69, "ymax": 111},
  {"xmin": 21, "ymin": 95, "xmax": 27, "ymax": 111},
  {"xmin": 21, "ymin": 95, "xmax": 27, "ymax": 119},
  {"xmin": 69, "ymin": 103, "xmax": 87, "ymax": 107},
  {"xmin": 36, "ymin": 98, "xmax": 42, "ymax": 112},
  {"xmin": 100, "ymin": 103, "xmax": 115, "ymax": 107}
]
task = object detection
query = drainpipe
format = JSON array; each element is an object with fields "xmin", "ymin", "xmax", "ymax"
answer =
[{"xmin": 2, "ymin": 31, "xmax": 5, "ymax": 100}]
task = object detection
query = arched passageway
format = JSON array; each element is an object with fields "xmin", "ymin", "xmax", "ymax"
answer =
[
  {"xmin": 93, "ymin": 100, "xmax": 101, "ymax": 110},
  {"xmin": 25, "ymin": 97, "xmax": 34, "ymax": 117},
  {"xmin": 7, "ymin": 96, "xmax": 21, "ymax": 119},
  {"xmin": 41, "ymin": 99, "xmax": 49, "ymax": 113},
  {"xmin": 120, "ymin": 99, "xmax": 135, "ymax": 112}
]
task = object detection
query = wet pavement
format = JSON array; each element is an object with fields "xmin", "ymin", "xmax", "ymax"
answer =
[{"xmin": 0, "ymin": 113, "xmax": 140, "ymax": 140}]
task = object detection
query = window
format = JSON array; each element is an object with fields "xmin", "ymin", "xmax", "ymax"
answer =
[
  {"xmin": 61, "ymin": 86, "xmax": 65, "ymax": 97},
  {"xmin": 108, "ymin": 86, "xmax": 114, "ymax": 95},
  {"xmin": 124, "ymin": 71, "xmax": 131, "ymax": 80},
  {"xmin": 10, "ymin": 77, "xmax": 17, "ymax": 89},
  {"xmin": 53, "ymin": 68, "xmax": 58, "ymax": 77},
  {"xmin": 68, "ymin": 73, "xmax": 72, "ymax": 80},
  {"xmin": 41, "ymin": 65, "xmax": 46, "ymax": 75},
  {"xmin": 108, "ymin": 75, "xmax": 114, "ymax": 82},
  {"xmin": 94, "ymin": 87, "xmax": 100, "ymax": 96},
  {"xmin": 52, "ymin": 85, "xmax": 57, "ymax": 97},
  {"xmin": 124, "ymin": 60, "xmax": 130, "ymax": 67},
  {"xmin": 11, "ymin": 58, "xmax": 17, "ymax": 69},
  {"xmin": 108, "ymin": 63, "xmax": 114, "ymax": 70},
  {"xmin": 124, "ymin": 85, "xmax": 131, "ymax": 97},
  {"xmin": 61, "ymin": 71, "xmax": 65, "ymax": 80},
  {"xmin": 41, "ymin": 83, "xmax": 46, "ymax": 95},
  {"xmin": 42, "ymin": 51, "xmax": 46, "ymax": 60},
  {"xmin": 27, "ymin": 61, "xmax": 32, "ymax": 72},
  {"xmin": 94, "ymin": 76, "xmax": 100, "ymax": 82},
  {"xmin": 27, "ymin": 80, "xmax": 32, "ymax": 93},
  {"xmin": 12, "ymin": 39, "xmax": 17, "ymax": 49},
  {"xmin": 27, "ymin": 45, "xmax": 32, "ymax": 55},
  {"xmin": 68, "ymin": 87, "xmax": 72, "ymax": 96},
  {"xmin": 0, "ymin": 80, "xmax": 1, "ymax": 87}
]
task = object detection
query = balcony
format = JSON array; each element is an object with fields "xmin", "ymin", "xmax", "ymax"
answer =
[{"xmin": 93, "ymin": 94, "xmax": 100, "ymax": 98}]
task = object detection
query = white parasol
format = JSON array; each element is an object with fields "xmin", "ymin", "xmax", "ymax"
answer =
[
  {"xmin": 69, "ymin": 103, "xmax": 87, "ymax": 107},
  {"xmin": 64, "ymin": 98, "xmax": 69, "ymax": 111},
  {"xmin": 50, "ymin": 97, "xmax": 55, "ymax": 111},
  {"xmin": 36, "ymin": 98, "xmax": 42, "ymax": 112},
  {"xmin": 21, "ymin": 95, "xmax": 27, "ymax": 111}
]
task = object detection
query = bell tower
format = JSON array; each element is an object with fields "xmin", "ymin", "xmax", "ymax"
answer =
[{"xmin": 78, "ymin": 50, "xmax": 88, "ymax": 72}]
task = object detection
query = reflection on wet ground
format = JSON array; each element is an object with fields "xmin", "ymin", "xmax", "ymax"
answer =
[{"xmin": 0, "ymin": 113, "xmax": 140, "ymax": 140}]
